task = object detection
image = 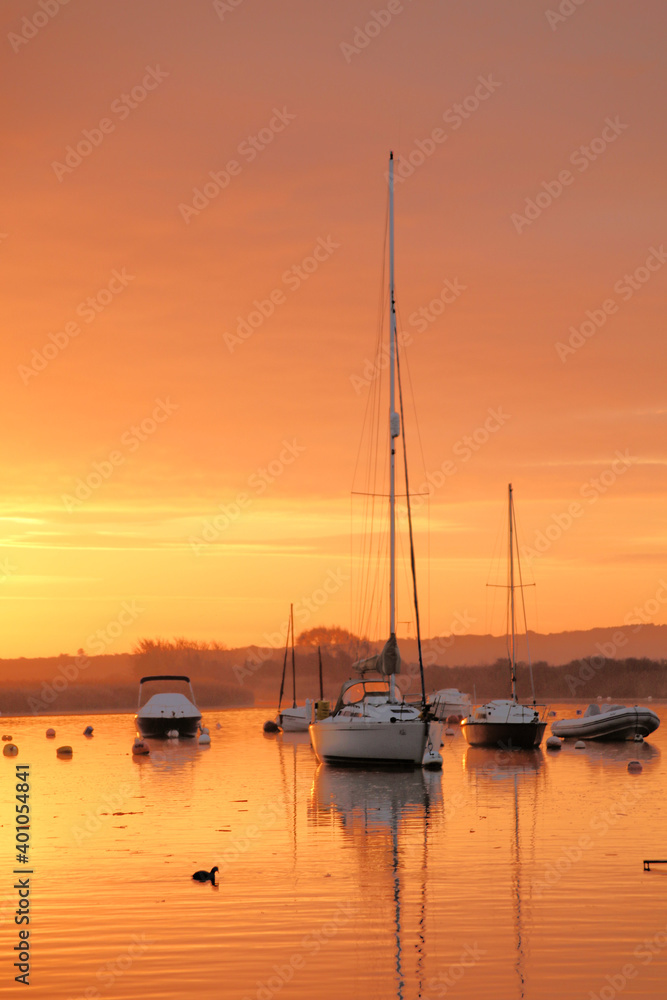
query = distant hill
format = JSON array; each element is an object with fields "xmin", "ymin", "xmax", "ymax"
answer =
[{"xmin": 1, "ymin": 625, "xmax": 665, "ymax": 716}]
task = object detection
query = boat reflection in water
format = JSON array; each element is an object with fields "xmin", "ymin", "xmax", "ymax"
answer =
[
  {"xmin": 463, "ymin": 745, "xmax": 545, "ymax": 998},
  {"xmin": 311, "ymin": 765, "xmax": 442, "ymax": 999}
]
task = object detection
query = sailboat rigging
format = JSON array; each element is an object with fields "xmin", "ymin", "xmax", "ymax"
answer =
[
  {"xmin": 309, "ymin": 152, "xmax": 437, "ymax": 767},
  {"xmin": 461, "ymin": 484, "xmax": 547, "ymax": 749},
  {"xmin": 274, "ymin": 605, "xmax": 311, "ymax": 733}
]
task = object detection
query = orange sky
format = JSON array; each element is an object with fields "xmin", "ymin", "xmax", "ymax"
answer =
[{"xmin": 2, "ymin": 0, "xmax": 666, "ymax": 658}]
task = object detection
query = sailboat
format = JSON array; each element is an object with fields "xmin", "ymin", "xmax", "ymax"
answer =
[
  {"xmin": 309, "ymin": 152, "xmax": 432, "ymax": 767},
  {"xmin": 461, "ymin": 484, "xmax": 547, "ymax": 749},
  {"xmin": 275, "ymin": 605, "xmax": 311, "ymax": 732}
]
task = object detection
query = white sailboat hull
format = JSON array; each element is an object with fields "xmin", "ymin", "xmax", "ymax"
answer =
[
  {"xmin": 277, "ymin": 704, "xmax": 311, "ymax": 732},
  {"xmin": 309, "ymin": 717, "xmax": 428, "ymax": 766}
]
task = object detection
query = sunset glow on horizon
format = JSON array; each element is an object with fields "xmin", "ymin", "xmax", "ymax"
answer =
[{"xmin": 2, "ymin": 0, "xmax": 666, "ymax": 658}]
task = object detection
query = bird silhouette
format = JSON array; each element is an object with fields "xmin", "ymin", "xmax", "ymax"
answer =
[{"xmin": 192, "ymin": 866, "xmax": 218, "ymax": 885}]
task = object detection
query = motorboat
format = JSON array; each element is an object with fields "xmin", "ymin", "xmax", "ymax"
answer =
[
  {"xmin": 309, "ymin": 153, "xmax": 431, "ymax": 768},
  {"xmin": 551, "ymin": 703, "xmax": 660, "ymax": 741},
  {"xmin": 135, "ymin": 674, "xmax": 202, "ymax": 738},
  {"xmin": 430, "ymin": 688, "xmax": 471, "ymax": 721},
  {"xmin": 461, "ymin": 485, "xmax": 547, "ymax": 750}
]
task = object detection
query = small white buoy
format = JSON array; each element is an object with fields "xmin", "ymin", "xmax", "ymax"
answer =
[
  {"xmin": 198, "ymin": 726, "xmax": 211, "ymax": 745},
  {"xmin": 628, "ymin": 760, "xmax": 643, "ymax": 773},
  {"xmin": 546, "ymin": 736, "xmax": 562, "ymax": 750},
  {"xmin": 46, "ymin": 728, "xmax": 56, "ymax": 738},
  {"xmin": 167, "ymin": 730, "xmax": 179, "ymax": 739},
  {"xmin": 422, "ymin": 745, "xmax": 443, "ymax": 770},
  {"xmin": 574, "ymin": 740, "xmax": 586, "ymax": 749},
  {"xmin": 634, "ymin": 733, "xmax": 644, "ymax": 743},
  {"xmin": 132, "ymin": 738, "xmax": 150, "ymax": 756},
  {"xmin": 647, "ymin": 696, "xmax": 653, "ymax": 702}
]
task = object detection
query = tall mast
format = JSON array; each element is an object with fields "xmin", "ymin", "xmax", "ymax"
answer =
[
  {"xmin": 290, "ymin": 603, "xmax": 296, "ymax": 708},
  {"xmin": 389, "ymin": 151, "xmax": 399, "ymax": 638},
  {"xmin": 509, "ymin": 483, "xmax": 517, "ymax": 701},
  {"xmin": 389, "ymin": 151, "xmax": 400, "ymax": 700}
]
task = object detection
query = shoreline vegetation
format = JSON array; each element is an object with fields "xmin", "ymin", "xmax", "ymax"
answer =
[{"xmin": 1, "ymin": 625, "xmax": 666, "ymax": 717}]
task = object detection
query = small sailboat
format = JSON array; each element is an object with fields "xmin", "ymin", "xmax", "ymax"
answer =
[
  {"xmin": 461, "ymin": 484, "xmax": 547, "ymax": 750},
  {"xmin": 274, "ymin": 605, "xmax": 311, "ymax": 733},
  {"xmin": 309, "ymin": 152, "xmax": 431, "ymax": 767}
]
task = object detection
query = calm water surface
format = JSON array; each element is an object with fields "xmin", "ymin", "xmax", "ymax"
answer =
[{"xmin": 1, "ymin": 705, "xmax": 666, "ymax": 999}]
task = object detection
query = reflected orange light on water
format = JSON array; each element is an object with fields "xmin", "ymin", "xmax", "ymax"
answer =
[{"xmin": 2, "ymin": 707, "xmax": 666, "ymax": 998}]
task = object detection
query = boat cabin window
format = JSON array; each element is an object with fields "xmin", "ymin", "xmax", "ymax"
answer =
[{"xmin": 341, "ymin": 681, "xmax": 391, "ymax": 706}]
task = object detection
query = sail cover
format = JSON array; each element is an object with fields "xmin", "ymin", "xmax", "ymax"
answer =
[{"xmin": 353, "ymin": 634, "xmax": 401, "ymax": 676}]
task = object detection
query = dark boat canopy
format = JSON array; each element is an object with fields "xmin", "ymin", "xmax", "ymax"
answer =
[{"xmin": 139, "ymin": 675, "xmax": 192, "ymax": 684}]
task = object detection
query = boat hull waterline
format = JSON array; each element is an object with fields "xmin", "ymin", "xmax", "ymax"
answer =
[
  {"xmin": 135, "ymin": 714, "xmax": 201, "ymax": 739},
  {"xmin": 309, "ymin": 718, "xmax": 429, "ymax": 767},
  {"xmin": 135, "ymin": 677, "xmax": 202, "ymax": 739},
  {"xmin": 460, "ymin": 719, "xmax": 546, "ymax": 750},
  {"xmin": 277, "ymin": 706, "xmax": 311, "ymax": 733}
]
